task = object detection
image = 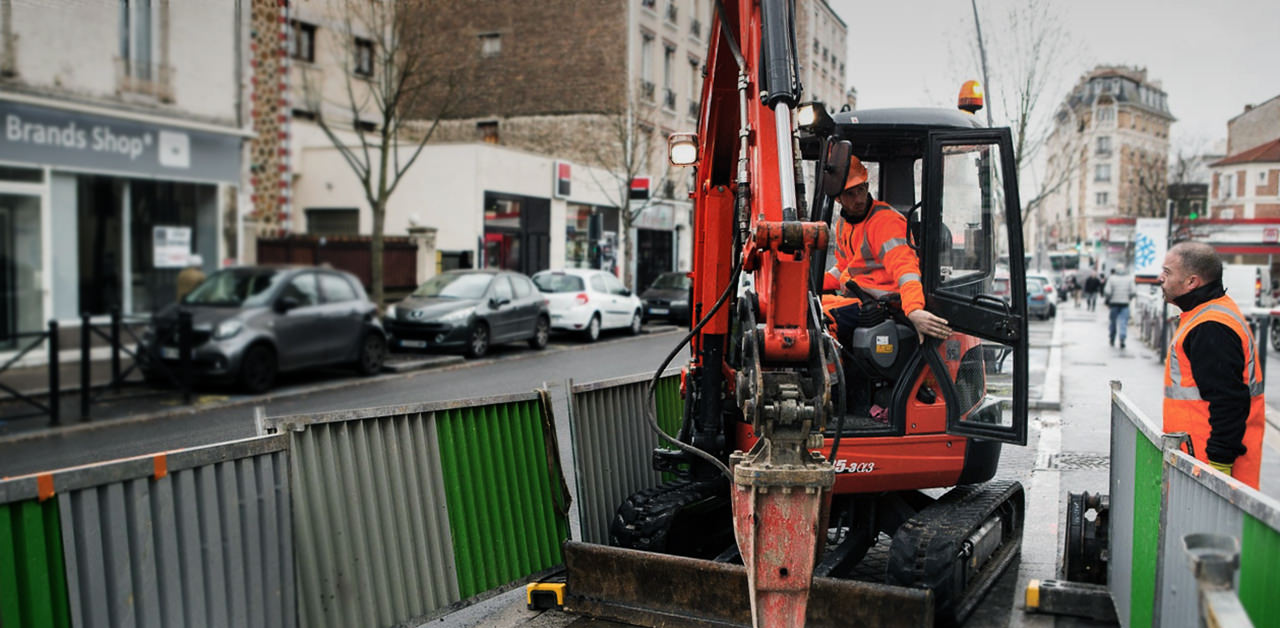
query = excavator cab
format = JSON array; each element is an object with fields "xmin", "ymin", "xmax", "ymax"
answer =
[{"xmin": 798, "ymin": 106, "xmax": 1029, "ymax": 449}]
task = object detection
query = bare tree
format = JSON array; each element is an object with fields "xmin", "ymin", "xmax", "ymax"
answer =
[
  {"xmin": 301, "ymin": 0, "xmax": 458, "ymax": 306},
  {"xmin": 966, "ymin": 0, "xmax": 1077, "ymax": 224},
  {"xmin": 582, "ymin": 92, "xmax": 677, "ymax": 289},
  {"xmin": 1126, "ymin": 147, "xmax": 1170, "ymax": 219}
]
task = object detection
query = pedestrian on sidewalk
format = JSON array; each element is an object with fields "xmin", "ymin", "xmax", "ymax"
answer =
[
  {"xmin": 1067, "ymin": 274, "xmax": 1081, "ymax": 308},
  {"xmin": 1104, "ymin": 266, "xmax": 1134, "ymax": 348},
  {"xmin": 1158, "ymin": 241, "xmax": 1265, "ymax": 489},
  {"xmin": 1084, "ymin": 271, "xmax": 1101, "ymax": 311},
  {"xmin": 176, "ymin": 254, "xmax": 206, "ymax": 303}
]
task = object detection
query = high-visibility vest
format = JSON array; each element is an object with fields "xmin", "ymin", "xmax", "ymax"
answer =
[
  {"xmin": 1163, "ymin": 295, "xmax": 1266, "ymax": 489},
  {"xmin": 828, "ymin": 201, "xmax": 925, "ymax": 314}
]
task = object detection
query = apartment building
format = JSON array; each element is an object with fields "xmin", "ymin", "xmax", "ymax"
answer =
[
  {"xmin": 0, "ymin": 0, "xmax": 248, "ymax": 343},
  {"xmin": 1040, "ymin": 66, "xmax": 1173, "ymax": 267},
  {"xmin": 796, "ymin": 0, "xmax": 851, "ymax": 111}
]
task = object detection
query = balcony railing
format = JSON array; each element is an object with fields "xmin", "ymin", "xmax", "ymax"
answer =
[
  {"xmin": 640, "ymin": 80, "xmax": 655, "ymax": 101},
  {"xmin": 115, "ymin": 58, "xmax": 174, "ymax": 102}
]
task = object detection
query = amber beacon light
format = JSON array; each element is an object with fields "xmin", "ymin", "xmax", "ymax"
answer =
[{"xmin": 958, "ymin": 80, "xmax": 984, "ymax": 114}]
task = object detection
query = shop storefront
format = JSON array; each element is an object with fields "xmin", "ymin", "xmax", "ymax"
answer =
[
  {"xmin": 482, "ymin": 191, "xmax": 550, "ymax": 275},
  {"xmin": 565, "ymin": 203, "xmax": 619, "ymax": 272},
  {"xmin": 0, "ymin": 98, "xmax": 242, "ymax": 342}
]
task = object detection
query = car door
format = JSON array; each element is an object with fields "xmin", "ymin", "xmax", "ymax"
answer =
[
  {"xmin": 487, "ymin": 274, "xmax": 518, "ymax": 341},
  {"xmin": 920, "ymin": 129, "xmax": 1029, "ymax": 445},
  {"xmin": 509, "ymin": 274, "xmax": 541, "ymax": 338},
  {"xmin": 602, "ymin": 272, "xmax": 633, "ymax": 328},
  {"xmin": 589, "ymin": 273, "xmax": 617, "ymax": 328},
  {"xmin": 317, "ymin": 271, "xmax": 366, "ymax": 363},
  {"xmin": 272, "ymin": 272, "xmax": 325, "ymax": 370}
]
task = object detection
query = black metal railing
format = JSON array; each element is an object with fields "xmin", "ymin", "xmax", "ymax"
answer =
[{"xmin": 0, "ymin": 310, "xmax": 195, "ymax": 427}]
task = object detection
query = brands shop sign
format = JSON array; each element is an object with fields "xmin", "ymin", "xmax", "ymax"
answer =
[{"xmin": 0, "ymin": 100, "xmax": 241, "ymax": 183}]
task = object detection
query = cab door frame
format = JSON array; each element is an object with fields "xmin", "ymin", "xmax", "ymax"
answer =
[{"xmin": 921, "ymin": 128, "xmax": 1029, "ymax": 445}]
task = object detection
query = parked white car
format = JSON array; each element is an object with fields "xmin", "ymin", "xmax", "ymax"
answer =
[{"xmin": 531, "ymin": 269, "xmax": 644, "ymax": 341}]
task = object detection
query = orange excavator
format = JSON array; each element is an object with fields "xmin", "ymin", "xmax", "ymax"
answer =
[{"xmin": 557, "ymin": 1, "xmax": 1030, "ymax": 625}]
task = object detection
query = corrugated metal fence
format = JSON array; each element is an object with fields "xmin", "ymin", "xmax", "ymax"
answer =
[
  {"xmin": 263, "ymin": 391, "xmax": 571, "ymax": 628},
  {"xmin": 0, "ymin": 435, "xmax": 293, "ymax": 628},
  {"xmin": 568, "ymin": 370, "xmax": 683, "ymax": 544},
  {"xmin": 1109, "ymin": 385, "xmax": 1280, "ymax": 626},
  {"xmin": 2, "ymin": 372, "xmax": 684, "ymax": 627}
]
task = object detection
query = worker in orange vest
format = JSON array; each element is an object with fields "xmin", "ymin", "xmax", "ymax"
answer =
[
  {"xmin": 821, "ymin": 155, "xmax": 952, "ymax": 345},
  {"xmin": 1159, "ymin": 241, "xmax": 1266, "ymax": 489}
]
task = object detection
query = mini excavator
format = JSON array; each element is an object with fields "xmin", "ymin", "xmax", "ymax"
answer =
[{"xmin": 557, "ymin": 1, "xmax": 1031, "ymax": 625}]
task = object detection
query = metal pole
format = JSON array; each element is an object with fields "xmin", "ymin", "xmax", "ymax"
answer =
[
  {"xmin": 47, "ymin": 319, "xmax": 59, "ymax": 426},
  {"xmin": 1160, "ymin": 199, "xmax": 1174, "ymax": 363},
  {"xmin": 179, "ymin": 309, "xmax": 192, "ymax": 405},
  {"xmin": 80, "ymin": 313, "xmax": 90, "ymax": 421},
  {"xmin": 110, "ymin": 308, "xmax": 121, "ymax": 392}
]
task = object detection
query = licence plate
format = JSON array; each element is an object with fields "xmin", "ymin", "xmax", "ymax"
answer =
[
  {"xmin": 649, "ymin": 307, "xmax": 669, "ymax": 315},
  {"xmin": 160, "ymin": 347, "xmax": 179, "ymax": 359},
  {"xmin": 400, "ymin": 339, "xmax": 428, "ymax": 348}
]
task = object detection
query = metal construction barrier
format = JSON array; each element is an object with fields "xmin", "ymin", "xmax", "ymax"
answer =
[
  {"xmin": 1109, "ymin": 384, "xmax": 1280, "ymax": 626},
  {"xmin": 0, "ymin": 435, "xmax": 293, "ymax": 628},
  {"xmin": 263, "ymin": 391, "xmax": 571, "ymax": 628},
  {"xmin": 567, "ymin": 370, "xmax": 684, "ymax": 545}
]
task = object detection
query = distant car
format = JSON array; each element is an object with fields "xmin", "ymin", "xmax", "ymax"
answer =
[
  {"xmin": 384, "ymin": 269, "xmax": 550, "ymax": 359},
  {"xmin": 640, "ymin": 271, "xmax": 693, "ymax": 325},
  {"xmin": 1026, "ymin": 273, "xmax": 1056, "ymax": 320},
  {"xmin": 531, "ymin": 269, "xmax": 644, "ymax": 341},
  {"xmin": 137, "ymin": 266, "xmax": 387, "ymax": 393}
]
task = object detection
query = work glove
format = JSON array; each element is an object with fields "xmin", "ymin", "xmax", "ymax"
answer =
[{"xmin": 1207, "ymin": 460, "xmax": 1233, "ymax": 475}]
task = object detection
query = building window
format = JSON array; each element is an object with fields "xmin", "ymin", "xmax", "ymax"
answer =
[
  {"xmin": 1096, "ymin": 136, "xmax": 1111, "ymax": 154},
  {"xmin": 1222, "ymin": 174, "xmax": 1233, "ymax": 199},
  {"xmin": 479, "ymin": 32, "xmax": 501, "ymax": 57},
  {"xmin": 1095, "ymin": 164, "xmax": 1111, "ymax": 182},
  {"xmin": 477, "ymin": 121, "xmax": 499, "ymax": 144},
  {"xmin": 119, "ymin": 0, "xmax": 153, "ymax": 79},
  {"xmin": 306, "ymin": 209, "xmax": 359, "ymax": 235},
  {"xmin": 355, "ymin": 119, "xmax": 377, "ymax": 133},
  {"xmin": 641, "ymin": 0, "xmax": 655, "ymax": 9},
  {"xmin": 1097, "ymin": 106, "xmax": 1115, "ymax": 122},
  {"xmin": 665, "ymin": 1, "xmax": 678, "ymax": 24},
  {"xmin": 1096, "ymin": 192, "xmax": 1109, "ymax": 206},
  {"xmin": 662, "ymin": 45, "xmax": 675, "ymax": 109},
  {"xmin": 640, "ymin": 32, "xmax": 655, "ymax": 100},
  {"xmin": 354, "ymin": 38, "xmax": 374, "ymax": 77},
  {"xmin": 292, "ymin": 108, "xmax": 317, "ymax": 121},
  {"xmin": 289, "ymin": 20, "xmax": 316, "ymax": 62}
]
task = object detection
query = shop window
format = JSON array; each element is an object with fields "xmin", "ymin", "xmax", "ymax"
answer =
[
  {"xmin": 0, "ymin": 167, "xmax": 43, "ymax": 183},
  {"xmin": 306, "ymin": 208, "xmax": 359, "ymax": 235}
]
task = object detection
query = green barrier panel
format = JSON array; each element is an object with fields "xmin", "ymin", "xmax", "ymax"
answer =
[
  {"xmin": 1239, "ymin": 513, "xmax": 1280, "ymax": 626},
  {"xmin": 1131, "ymin": 434, "xmax": 1162, "ymax": 628},
  {"xmin": 436, "ymin": 399, "xmax": 569, "ymax": 598},
  {"xmin": 0, "ymin": 500, "xmax": 70, "ymax": 628},
  {"xmin": 655, "ymin": 375, "xmax": 684, "ymax": 482}
]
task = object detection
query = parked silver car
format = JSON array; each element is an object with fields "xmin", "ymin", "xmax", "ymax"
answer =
[
  {"xmin": 137, "ymin": 266, "xmax": 387, "ymax": 393},
  {"xmin": 384, "ymin": 269, "xmax": 551, "ymax": 358}
]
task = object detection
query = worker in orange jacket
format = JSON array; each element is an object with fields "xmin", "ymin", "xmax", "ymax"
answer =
[
  {"xmin": 821, "ymin": 155, "xmax": 952, "ymax": 345},
  {"xmin": 1159, "ymin": 241, "xmax": 1266, "ymax": 489}
]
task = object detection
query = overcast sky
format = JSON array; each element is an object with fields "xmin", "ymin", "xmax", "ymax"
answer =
[{"xmin": 827, "ymin": 0, "xmax": 1280, "ymax": 156}]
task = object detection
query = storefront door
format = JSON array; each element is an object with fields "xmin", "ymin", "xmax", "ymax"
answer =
[
  {"xmin": 0, "ymin": 192, "xmax": 43, "ymax": 347},
  {"xmin": 636, "ymin": 228, "xmax": 673, "ymax": 292}
]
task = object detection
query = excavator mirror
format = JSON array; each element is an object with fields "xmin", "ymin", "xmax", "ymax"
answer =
[{"xmin": 822, "ymin": 140, "xmax": 852, "ymax": 197}]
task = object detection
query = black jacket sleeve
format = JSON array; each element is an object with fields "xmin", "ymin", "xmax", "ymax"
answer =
[{"xmin": 1182, "ymin": 321, "xmax": 1252, "ymax": 464}]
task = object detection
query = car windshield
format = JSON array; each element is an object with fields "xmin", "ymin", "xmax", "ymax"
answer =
[
  {"xmin": 183, "ymin": 269, "xmax": 286, "ymax": 307},
  {"xmin": 412, "ymin": 273, "xmax": 493, "ymax": 299},
  {"xmin": 650, "ymin": 273, "xmax": 690, "ymax": 290},
  {"xmin": 533, "ymin": 273, "xmax": 585, "ymax": 293}
]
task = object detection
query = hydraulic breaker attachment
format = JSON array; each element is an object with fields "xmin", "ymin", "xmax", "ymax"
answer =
[{"xmin": 561, "ymin": 541, "xmax": 934, "ymax": 627}]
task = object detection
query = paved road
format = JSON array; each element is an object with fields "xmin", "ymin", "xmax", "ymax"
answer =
[{"xmin": 0, "ymin": 329, "xmax": 693, "ymax": 477}]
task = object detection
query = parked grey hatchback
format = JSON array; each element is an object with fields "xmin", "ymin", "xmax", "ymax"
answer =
[
  {"xmin": 137, "ymin": 266, "xmax": 387, "ymax": 393},
  {"xmin": 383, "ymin": 269, "xmax": 550, "ymax": 359}
]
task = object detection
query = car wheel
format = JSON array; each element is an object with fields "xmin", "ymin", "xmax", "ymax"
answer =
[
  {"xmin": 238, "ymin": 344, "xmax": 277, "ymax": 394},
  {"xmin": 582, "ymin": 314, "xmax": 601, "ymax": 342},
  {"xmin": 628, "ymin": 310, "xmax": 642, "ymax": 335},
  {"xmin": 466, "ymin": 322, "xmax": 490, "ymax": 358},
  {"xmin": 1270, "ymin": 320, "xmax": 1280, "ymax": 352},
  {"xmin": 528, "ymin": 315, "xmax": 550, "ymax": 350},
  {"xmin": 355, "ymin": 332, "xmax": 387, "ymax": 375}
]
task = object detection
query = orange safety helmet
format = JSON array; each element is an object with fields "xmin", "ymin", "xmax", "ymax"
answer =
[{"xmin": 843, "ymin": 155, "xmax": 869, "ymax": 192}]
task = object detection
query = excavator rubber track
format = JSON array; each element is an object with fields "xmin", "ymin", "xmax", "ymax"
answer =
[
  {"xmin": 610, "ymin": 478, "xmax": 732, "ymax": 558},
  {"xmin": 887, "ymin": 480, "xmax": 1026, "ymax": 625}
]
